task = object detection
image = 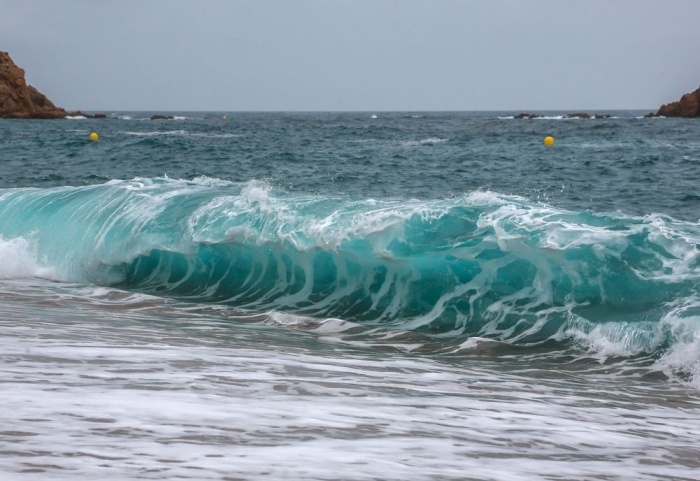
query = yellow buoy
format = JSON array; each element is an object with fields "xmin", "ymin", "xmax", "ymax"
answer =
[
  {"xmin": 544, "ymin": 136, "xmax": 555, "ymax": 146},
  {"xmin": 89, "ymin": 132, "xmax": 99, "ymax": 142}
]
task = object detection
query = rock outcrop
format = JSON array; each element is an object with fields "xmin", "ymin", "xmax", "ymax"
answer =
[
  {"xmin": 656, "ymin": 86, "xmax": 700, "ymax": 118},
  {"xmin": 0, "ymin": 51, "xmax": 67, "ymax": 118},
  {"xmin": 0, "ymin": 51, "xmax": 98, "ymax": 119}
]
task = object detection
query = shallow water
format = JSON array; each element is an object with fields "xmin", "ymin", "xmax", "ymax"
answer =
[{"xmin": 2, "ymin": 280, "xmax": 700, "ymax": 480}]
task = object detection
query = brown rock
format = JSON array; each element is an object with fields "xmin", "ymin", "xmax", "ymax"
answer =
[
  {"xmin": 0, "ymin": 51, "xmax": 106, "ymax": 119},
  {"xmin": 0, "ymin": 51, "xmax": 69, "ymax": 118},
  {"xmin": 656, "ymin": 87, "xmax": 700, "ymax": 118}
]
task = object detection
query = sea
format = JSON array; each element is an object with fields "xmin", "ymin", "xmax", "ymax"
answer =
[{"xmin": 1, "ymin": 111, "xmax": 699, "ymax": 480}]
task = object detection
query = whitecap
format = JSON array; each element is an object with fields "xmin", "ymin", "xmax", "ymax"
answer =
[
  {"xmin": 122, "ymin": 130, "xmax": 188, "ymax": 137},
  {"xmin": 0, "ymin": 236, "xmax": 57, "ymax": 280}
]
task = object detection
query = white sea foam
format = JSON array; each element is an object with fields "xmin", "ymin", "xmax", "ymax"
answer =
[
  {"xmin": 420, "ymin": 137, "xmax": 447, "ymax": 144},
  {"xmin": 497, "ymin": 115, "xmax": 565, "ymax": 120},
  {"xmin": 400, "ymin": 137, "xmax": 448, "ymax": 147},
  {"xmin": 190, "ymin": 181, "xmax": 293, "ymax": 245},
  {"xmin": 564, "ymin": 317, "xmax": 665, "ymax": 359},
  {"xmin": 563, "ymin": 296, "xmax": 700, "ymax": 387},
  {"xmin": 0, "ymin": 283, "xmax": 699, "ymax": 480},
  {"xmin": 499, "ymin": 115, "xmax": 621, "ymax": 120},
  {"xmin": 188, "ymin": 175, "xmax": 236, "ymax": 187},
  {"xmin": 658, "ymin": 334, "xmax": 700, "ymax": 387},
  {"xmin": 455, "ymin": 336, "xmax": 504, "ymax": 351},
  {"xmin": 123, "ymin": 130, "xmax": 189, "ymax": 136},
  {"xmin": 653, "ymin": 299, "xmax": 700, "ymax": 387},
  {"xmin": 0, "ymin": 236, "xmax": 56, "ymax": 280},
  {"xmin": 121, "ymin": 130, "xmax": 238, "ymax": 138},
  {"xmin": 577, "ymin": 141, "xmax": 630, "ymax": 149}
]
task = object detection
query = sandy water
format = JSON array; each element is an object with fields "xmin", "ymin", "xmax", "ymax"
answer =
[{"xmin": 2, "ymin": 280, "xmax": 700, "ymax": 480}]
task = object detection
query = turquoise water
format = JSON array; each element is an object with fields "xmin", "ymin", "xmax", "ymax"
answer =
[{"xmin": 1, "ymin": 112, "xmax": 700, "ymax": 480}]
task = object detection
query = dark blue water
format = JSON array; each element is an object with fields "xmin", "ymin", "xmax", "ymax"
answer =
[
  {"xmin": 3, "ymin": 111, "xmax": 699, "ymax": 219},
  {"xmin": 1, "ymin": 112, "xmax": 700, "ymax": 480}
]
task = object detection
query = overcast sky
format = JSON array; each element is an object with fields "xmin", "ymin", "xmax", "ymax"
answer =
[{"xmin": 2, "ymin": 0, "xmax": 699, "ymax": 111}]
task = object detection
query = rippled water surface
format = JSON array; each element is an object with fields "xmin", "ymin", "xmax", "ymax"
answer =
[
  {"xmin": 3, "ymin": 281, "xmax": 700, "ymax": 481},
  {"xmin": 2, "ymin": 112, "xmax": 700, "ymax": 480}
]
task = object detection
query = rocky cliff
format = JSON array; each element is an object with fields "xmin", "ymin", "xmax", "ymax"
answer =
[
  {"xmin": 656, "ymin": 86, "xmax": 700, "ymax": 118},
  {"xmin": 0, "ymin": 51, "xmax": 78, "ymax": 119}
]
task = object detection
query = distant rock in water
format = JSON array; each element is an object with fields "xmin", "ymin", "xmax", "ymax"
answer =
[
  {"xmin": 563, "ymin": 112, "xmax": 591, "ymax": 119},
  {"xmin": 514, "ymin": 113, "xmax": 543, "ymax": 119},
  {"xmin": 0, "ymin": 51, "xmax": 102, "ymax": 119},
  {"xmin": 150, "ymin": 115, "xmax": 175, "ymax": 120},
  {"xmin": 514, "ymin": 112, "xmax": 611, "ymax": 119},
  {"xmin": 656, "ymin": 86, "xmax": 700, "ymax": 118}
]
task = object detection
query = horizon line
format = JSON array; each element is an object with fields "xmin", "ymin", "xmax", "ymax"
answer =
[{"xmin": 67, "ymin": 108, "xmax": 658, "ymax": 113}]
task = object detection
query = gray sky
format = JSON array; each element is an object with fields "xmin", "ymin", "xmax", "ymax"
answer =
[{"xmin": 2, "ymin": 0, "xmax": 699, "ymax": 111}]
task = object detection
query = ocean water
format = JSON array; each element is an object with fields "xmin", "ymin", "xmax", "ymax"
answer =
[{"xmin": 1, "ymin": 111, "xmax": 700, "ymax": 480}]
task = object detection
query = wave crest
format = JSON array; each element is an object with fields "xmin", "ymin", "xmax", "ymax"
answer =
[{"xmin": 2, "ymin": 179, "xmax": 700, "ymax": 363}]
